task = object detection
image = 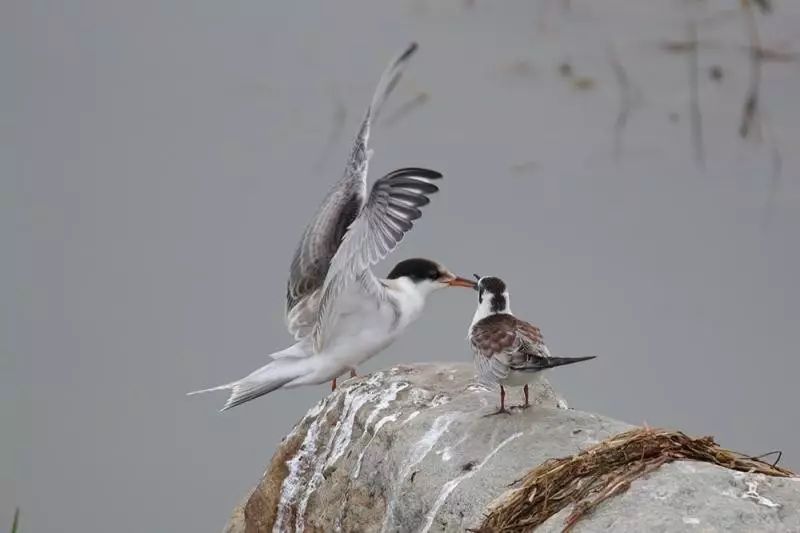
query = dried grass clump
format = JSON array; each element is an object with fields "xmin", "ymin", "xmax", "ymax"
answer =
[{"xmin": 475, "ymin": 427, "xmax": 795, "ymax": 533}]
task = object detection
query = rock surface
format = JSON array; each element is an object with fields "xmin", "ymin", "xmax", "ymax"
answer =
[{"xmin": 225, "ymin": 363, "xmax": 799, "ymax": 533}]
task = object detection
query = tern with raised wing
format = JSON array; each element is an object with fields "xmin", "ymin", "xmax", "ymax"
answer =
[{"xmin": 188, "ymin": 43, "xmax": 475, "ymax": 410}]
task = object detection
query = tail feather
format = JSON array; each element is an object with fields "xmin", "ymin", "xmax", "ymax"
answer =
[
  {"xmin": 219, "ymin": 375, "xmax": 294, "ymax": 412},
  {"xmin": 187, "ymin": 356, "xmax": 311, "ymax": 412},
  {"xmin": 186, "ymin": 382, "xmax": 234, "ymax": 396},
  {"xmin": 521, "ymin": 355, "xmax": 596, "ymax": 372}
]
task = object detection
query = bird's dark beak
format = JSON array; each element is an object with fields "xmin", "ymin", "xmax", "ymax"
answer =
[
  {"xmin": 446, "ymin": 275, "xmax": 477, "ymax": 289},
  {"xmin": 471, "ymin": 273, "xmax": 482, "ymax": 290}
]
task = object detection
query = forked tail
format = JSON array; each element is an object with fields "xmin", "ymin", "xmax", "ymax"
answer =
[{"xmin": 187, "ymin": 352, "xmax": 312, "ymax": 411}]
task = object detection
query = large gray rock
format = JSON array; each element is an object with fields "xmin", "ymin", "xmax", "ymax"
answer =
[{"xmin": 225, "ymin": 363, "xmax": 799, "ymax": 533}]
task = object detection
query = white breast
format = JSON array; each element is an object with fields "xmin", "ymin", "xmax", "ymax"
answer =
[{"xmin": 313, "ymin": 277, "xmax": 432, "ymax": 378}]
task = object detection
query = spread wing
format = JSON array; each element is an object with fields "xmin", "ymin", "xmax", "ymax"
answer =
[
  {"xmin": 311, "ymin": 167, "xmax": 443, "ymax": 351},
  {"xmin": 285, "ymin": 43, "xmax": 419, "ymax": 339},
  {"xmin": 470, "ymin": 314, "xmax": 551, "ymax": 383}
]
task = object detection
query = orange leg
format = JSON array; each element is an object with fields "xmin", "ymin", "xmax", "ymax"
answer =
[
  {"xmin": 332, "ymin": 369, "xmax": 357, "ymax": 392},
  {"xmin": 485, "ymin": 385, "xmax": 511, "ymax": 416}
]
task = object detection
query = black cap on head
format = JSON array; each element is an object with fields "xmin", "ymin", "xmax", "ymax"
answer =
[
  {"xmin": 387, "ymin": 258, "xmax": 443, "ymax": 283},
  {"xmin": 476, "ymin": 276, "xmax": 508, "ymax": 312},
  {"xmin": 478, "ymin": 276, "xmax": 506, "ymax": 295}
]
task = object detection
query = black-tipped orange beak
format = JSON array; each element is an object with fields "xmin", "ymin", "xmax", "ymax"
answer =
[{"xmin": 446, "ymin": 275, "xmax": 477, "ymax": 289}]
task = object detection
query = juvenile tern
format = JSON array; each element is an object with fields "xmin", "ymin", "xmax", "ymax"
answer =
[{"xmin": 468, "ymin": 276, "xmax": 595, "ymax": 414}]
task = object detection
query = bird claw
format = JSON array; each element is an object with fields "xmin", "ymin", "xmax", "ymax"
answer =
[{"xmin": 484, "ymin": 408, "xmax": 511, "ymax": 417}]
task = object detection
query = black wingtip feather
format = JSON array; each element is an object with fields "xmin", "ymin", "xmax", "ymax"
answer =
[
  {"xmin": 389, "ymin": 204, "xmax": 423, "ymax": 220},
  {"xmin": 391, "ymin": 180, "xmax": 439, "ymax": 195},
  {"xmin": 522, "ymin": 355, "xmax": 597, "ymax": 372},
  {"xmin": 384, "ymin": 167, "xmax": 443, "ymax": 181},
  {"xmin": 392, "ymin": 192, "xmax": 431, "ymax": 207},
  {"xmin": 399, "ymin": 42, "xmax": 419, "ymax": 64},
  {"xmin": 385, "ymin": 176, "xmax": 439, "ymax": 193}
]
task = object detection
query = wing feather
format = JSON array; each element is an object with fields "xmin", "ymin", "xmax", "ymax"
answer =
[
  {"xmin": 285, "ymin": 43, "xmax": 419, "ymax": 339},
  {"xmin": 311, "ymin": 167, "xmax": 443, "ymax": 351},
  {"xmin": 470, "ymin": 314, "xmax": 551, "ymax": 382}
]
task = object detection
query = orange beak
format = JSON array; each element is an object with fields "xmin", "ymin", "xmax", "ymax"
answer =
[{"xmin": 446, "ymin": 275, "xmax": 477, "ymax": 289}]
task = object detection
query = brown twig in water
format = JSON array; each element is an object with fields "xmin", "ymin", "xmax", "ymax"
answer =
[
  {"xmin": 660, "ymin": 39, "xmax": 699, "ymax": 54},
  {"xmin": 750, "ymin": 46, "xmax": 797, "ymax": 63},
  {"xmin": 761, "ymin": 115, "xmax": 783, "ymax": 229},
  {"xmin": 687, "ymin": 21, "xmax": 705, "ymax": 169},
  {"xmin": 737, "ymin": 1, "xmax": 784, "ymax": 228},
  {"xmin": 608, "ymin": 44, "xmax": 640, "ymax": 163},
  {"xmin": 381, "ymin": 91, "xmax": 429, "ymax": 127},
  {"xmin": 740, "ymin": 0, "xmax": 763, "ymax": 140}
]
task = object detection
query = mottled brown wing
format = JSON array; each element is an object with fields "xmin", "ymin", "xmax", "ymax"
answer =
[
  {"xmin": 470, "ymin": 314, "xmax": 550, "ymax": 383},
  {"xmin": 513, "ymin": 318, "xmax": 551, "ymax": 363},
  {"xmin": 470, "ymin": 315, "xmax": 516, "ymax": 355}
]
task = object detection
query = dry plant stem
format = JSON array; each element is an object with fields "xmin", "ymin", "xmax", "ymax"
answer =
[
  {"xmin": 687, "ymin": 21, "xmax": 705, "ymax": 169},
  {"xmin": 476, "ymin": 428, "xmax": 795, "ymax": 533},
  {"xmin": 562, "ymin": 456, "xmax": 668, "ymax": 532},
  {"xmin": 381, "ymin": 92, "xmax": 429, "ymax": 127},
  {"xmin": 738, "ymin": 0, "xmax": 783, "ymax": 227},
  {"xmin": 608, "ymin": 44, "xmax": 634, "ymax": 163},
  {"xmin": 740, "ymin": 0, "xmax": 763, "ymax": 140},
  {"xmin": 760, "ymin": 115, "xmax": 783, "ymax": 229}
]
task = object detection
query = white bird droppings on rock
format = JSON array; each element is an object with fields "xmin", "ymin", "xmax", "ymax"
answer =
[
  {"xmin": 420, "ymin": 431, "xmax": 523, "ymax": 533},
  {"xmin": 742, "ymin": 479, "xmax": 781, "ymax": 509},
  {"xmin": 273, "ymin": 393, "xmax": 340, "ymax": 532},
  {"xmin": 352, "ymin": 412, "xmax": 399, "ymax": 479},
  {"xmin": 401, "ymin": 410, "xmax": 420, "ymax": 425},
  {"xmin": 381, "ymin": 411, "xmax": 462, "ymax": 532}
]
